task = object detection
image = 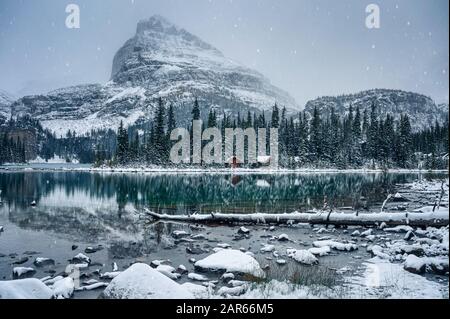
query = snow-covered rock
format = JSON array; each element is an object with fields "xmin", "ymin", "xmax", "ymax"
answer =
[
  {"xmin": 367, "ymin": 245, "xmax": 391, "ymax": 260},
  {"xmin": 351, "ymin": 230, "xmax": 361, "ymax": 237},
  {"xmin": 75, "ymin": 282, "xmax": 108, "ymax": 291},
  {"xmin": 286, "ymin": 249, "xmax": 318, "ymax": 265},
  {"xmin": 217, "ymin": 285, "xmax": 247, "ymax": 297},
  {"xmin": 217, "ymin": 243, "xmax": 231, "ymax": 249},
  {"xmin": 228, "ymin": 280, "xmax": 247, "ymax": 287},
  {"xmin": 51, "ymin": 277, "xmax": 74, "ymax": 299},
  {"xmin": 156, "ymin": 265, "xmax": 180, "ymax": 280},
  {"xmin": 190, "ymin": 234, "xmax": 207, "ymax": 240},
  {"xmin": 404, "ymin": 230, "xmax": 415, "ymax": 241},
  {"xmin": 187, "ymin": 273, "xmax": 209, "ymax": 281},
  {"xmin": 404, "ymin": 255, "xmax": 427, "ymax": 274},
  {"xmin": 384, "ymin": 225, "xmax": 414, "ymax": 233},
  {"xmin": 260, "ymin": 244, "xmax": 275, "ymax": 253},
  {"xmin": 13, "ymin": 267, "xmax": 36, "ymax": 278},
  {"xmin": 276, "ymin": 259, "xmax": 287, "ymax": 265},
  {"xmin": 238, "ymin": 226, "xmax": 250, "ymax": 234},
  {"xmin": 172, "ymin": 230, "xmax": 190, "ymax": 239},
  {"xmin": 100, "ymin": 271, "xmax": 122, "ymax": 279},
  {"xmin": 150, "ymin": 259, "xmax": 170, "ymax": 267},
  {"xmin": 0, "ymin": 278, "xmax": 53, "ymax": 299},
  {"xmin": 177, "ymin": 264, "xmax": 188, "ymax": 274},
  {"xmin": 194, "ymin": 249, "xmax": 265, "ymax": 278},
  {"xmin": 404, "ymin": 255, "xmax": 449, "ymax": 275},
  {"xmin": 42, "ymin": 276, "xmax": 64, "ymax": 285},
  {"xmin": 102, "ymin": 263, "xmax": 193, "ymax": 299},
  {"xmin": 308, "ymin": 246, "xmax": 331, "ymax": 256},
  {"xmin": 33, "ymin": 257, "xmax": 55, "ymax": 267},
  {"xmin": 221, "ymin": 273, "xmax": 235, "ymax": 281},
  {"xmin": 313, "ymin": 240, "xmax": 358, "ymax": 252},
  {"xmin": 71, "ymin": 253, "xmax": 91, "ymax": 264},
  {"xmin": 360, "ymin": 229, "xmax": 373, "ymax": 237}
]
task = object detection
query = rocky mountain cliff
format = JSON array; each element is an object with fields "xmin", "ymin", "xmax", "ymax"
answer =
[
  {"xmin": 0, "ymin": 90, "xmax": 15, "ymax": 122},
  {"xmin": 304, "ymin": 89, "xmax": 448, "ymax": 132},
  {"xmin": 10, "ymin": 15, "xmax": 299, "ymax": 136}
]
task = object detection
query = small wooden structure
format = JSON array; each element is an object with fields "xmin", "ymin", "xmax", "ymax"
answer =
[{"xmin": 226, "ymin": 156, "xmax": 243, "ymax": 168}]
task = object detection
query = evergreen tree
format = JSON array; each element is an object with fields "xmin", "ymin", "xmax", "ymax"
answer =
[
  {"xmin": 397, "ymin": 114, "xmax": 412, "ymax": 168},
  {"xmin": 309, "ymin": 106, "xmax": 323, "ymax": 161},
  {"xmin": 271, "ymin": 104, "xmax": 280, "ymax": 128},
  {"xmin": 116, "ymin": 121, "xmax": 129, "ymax": 165},
  {"xmin": 192, "ymin": 98, "xmax": 201, "ymax": 121},
  {"xmin": 207, "ymin": 108, "xmax": 217, "ymax": 128},
  {"xmin": 167, "ymin": 103, "xmax": 176, "ymax": 134},
  {"xmin": 367, "ymin": 102, "xmax": 379, "ymax": 163},
  {"xmin": 154, "ymin": 97, "xmax": 167, "ymax": 165},
  {"xmin": 352, "ymin": 106, "xmax": 361, "ymax": 139}
]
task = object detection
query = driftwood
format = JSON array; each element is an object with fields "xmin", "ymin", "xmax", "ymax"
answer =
[
  {"xmin": 434, "ymin": 181, "xmax": 446, "ymax": 212},
  {"xmin": 380, "ymin": 194, "xmax": 392, "ymax": 213},
  {"xmin": 144, "ymin": 208, "xmax": 449, "ymax": 227}
]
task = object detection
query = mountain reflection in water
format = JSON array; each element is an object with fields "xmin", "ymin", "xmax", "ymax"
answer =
[{"xmin": 0, "ymin": 171, "xmax": 446, "ymax": 244}]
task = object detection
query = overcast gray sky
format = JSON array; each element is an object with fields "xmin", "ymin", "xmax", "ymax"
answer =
[{"xmin": 0, "ymin": 0, "xmax": 448, "ymax": 107}]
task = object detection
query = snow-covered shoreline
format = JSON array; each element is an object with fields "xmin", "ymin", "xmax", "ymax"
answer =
[{"xmin": 0, "ymin": 164, "xmax": 448, "ymax": 175}]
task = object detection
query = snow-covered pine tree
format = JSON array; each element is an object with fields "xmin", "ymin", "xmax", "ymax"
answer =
[{"xmin": 154, "ymin": 97, "xmax": 167, "ymax": 165}]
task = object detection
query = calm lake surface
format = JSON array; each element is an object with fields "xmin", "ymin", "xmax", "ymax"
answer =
[
  {"xmin": 0, "ymin": 170, "xmax": 447, "ymax": 215},
  {"xmin": 0, "ymin": 170, "xmax": 447, "ymax": 245}
]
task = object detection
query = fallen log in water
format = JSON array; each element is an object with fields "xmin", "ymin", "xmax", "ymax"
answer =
[{"xmin": 144, "ymin": 208, "xmax": 449, "ymax": 227}]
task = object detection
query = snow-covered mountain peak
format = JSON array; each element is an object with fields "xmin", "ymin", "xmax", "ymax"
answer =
[
  {"xmin": 136, "ymin": 15, "xmax": 183, "ymax": 34},
  {"xmin": 111, "ymin": 15, "xmax": 247, "ymax": 83},
  {"xmin": 9, "ymin": 16, "xmax": 298, "ymax": 135}
]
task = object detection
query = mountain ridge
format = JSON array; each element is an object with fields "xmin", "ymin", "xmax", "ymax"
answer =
[{"xmin": 304, "ymin": 89, "xmax": 448, "ymax": 132}]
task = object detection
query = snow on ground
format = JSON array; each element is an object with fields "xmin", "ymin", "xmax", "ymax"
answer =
[
  {"xmin": 0, "ymin": 279, "xmax": 53, "ymax": 299},
  {"xmin": 29, "ymin": 155, "xmax": 72, "ymax": 164},
  {"xmin": 408, "ymin": 179, "xmax": 449, "ymax": 192},
  {"xmin": 181, "ymin": 282, "xmax": 211, "ymax": 298},
  {"xmin": 101, "ymin": 263, "xmax": 193, "ymax": 299},
  {"xmin": 347, "ymin": 257, "xmax": 448, "ymax": 299},
  {"xmin": 194, "ymin": 249, "xmax": 265, "ymax": 278},
  {"xmin": 236, "ymin": 257, "xmax": 449, "ymax": 299}
]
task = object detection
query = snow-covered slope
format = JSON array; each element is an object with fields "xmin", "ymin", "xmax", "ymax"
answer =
[
  {"xmin": 10, "ymin": 15, "xmax": 299, "ymax": 136},
  {"xmin": 0, "ymin": 90, "xmax": 16, "ymax": 122},
  {"xmin": 304, "ymin": 89, "xmax": 448, "ymax": 132}
]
